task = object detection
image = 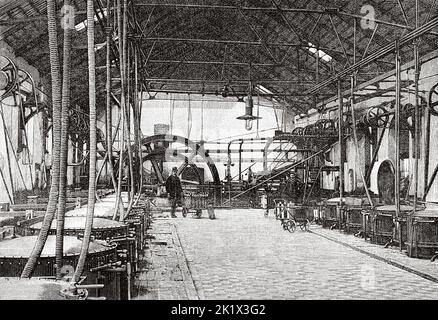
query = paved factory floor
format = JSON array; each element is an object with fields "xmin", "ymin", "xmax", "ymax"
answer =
[{"xmin": 134, "ymin": 208, "xmax": 438, "ymax": 300}]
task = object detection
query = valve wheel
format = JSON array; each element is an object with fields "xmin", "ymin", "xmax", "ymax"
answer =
[
  {"xmin": 365, "ymin": 106, "xmax": 389, "ymax": 128},
  {"xmin": 0, "ymin": 56, "xmax": 18, "ymax": 99},
  {"xmin": 428, "ymin": 83, "xmax": 438, "ymax": 116}
]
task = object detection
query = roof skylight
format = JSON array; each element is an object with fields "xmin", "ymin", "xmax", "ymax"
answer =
[
  {"xmin": 75, "ymin": 9, "xmax": 107, "ymax": 31},
  {"xmin": 255, "ymin": 84, "xmax": 279, "ymax": 105},
  {"xmin": 308, "ymin": 42, "xmax": 332, "ymax": 62}
]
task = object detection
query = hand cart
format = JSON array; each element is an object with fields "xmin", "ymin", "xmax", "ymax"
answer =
[
  {"xmin": 274, "ymin": 199, "xmax": 310, "ymax": 232},
  {"xmin": 284, "ymin": 204, "xmax": 311, "ymax": 233},
  {"xmin": 184, "ymin": 191, "xmax": 209, "ymax": 218}
]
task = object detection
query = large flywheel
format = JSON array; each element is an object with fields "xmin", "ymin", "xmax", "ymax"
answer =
[
  {"xmin": 137, "ymin": 134, "xmax": 221, "ymax": 186},
  {"xmin": 428, "ymin": 83, "xmax": 438, "ymax": 116},
  {"xmin": 0, "ymin": 56, "xmax": 18, "ymax": 100}
]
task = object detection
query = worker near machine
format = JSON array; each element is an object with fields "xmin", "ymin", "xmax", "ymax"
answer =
[
  {"xmin": 279, "ymin": 177, "xmax": 287, "ymax": 199},
  {"xmin": 247, "ymin": 167, "xmax": 257, "ymax": 207},
  {"xmin": 247, "ymin": 167, "xmax": 254, "ymax": 184},
  {"xmin": 286, "ymin": 170, "xmax": 299, "ymax": 202},
  {"xmin": 400, "ymin": 175, "xmax": 410, "ymax": 200},
  {"xmin": 334, "ymin": 175, "xmax": 340, "ymax": 196},
  {"xmin": 44, "ymin": 149, "xmax": 52, "ymax": 189},
  {"xmin": 165, "ymin": 167, "xmax": 184, "ymax": 218}
]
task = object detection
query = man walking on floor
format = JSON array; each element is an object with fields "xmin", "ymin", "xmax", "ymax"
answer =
[{"xmin": 165, "ymin": 167, "xmax": 186, "ymax": 218}]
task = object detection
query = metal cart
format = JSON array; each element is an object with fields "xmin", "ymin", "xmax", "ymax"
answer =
[
  {"xmin": 184, "ymin": 192, "xmax": 209, "ymax": 218},
  {"xmin": 344, "ymin": 198, "xmax": 374, "ymax": 234},
  {"xmin": 322, "ymin": 197, "xmax": 369, "ymax": 232},
  {"xmin": 274, "ymin": 200, "xmax": 311, "ymax": 232},
  {"xmin": 370, "ymin": 205, "xmax": 414, "ymax": 247},
  {"xmin": 321, "ymin": 197, "xmax": 344, "ymax": 229},
  {"xmin": 285, "ymin": 204, "xmax": 311, "ymax": 232},
  {"xmin": 407, "ymin": 208, "xmax": 438, "ymax": 259}
]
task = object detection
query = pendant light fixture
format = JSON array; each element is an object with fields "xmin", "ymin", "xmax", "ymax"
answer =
[{"xmin": 236, "ymin": 64, "xmax": 261, "ymax": 131}]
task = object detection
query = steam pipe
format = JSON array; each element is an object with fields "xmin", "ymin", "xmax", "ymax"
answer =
[
  {"xmin": 338, "ymin": 79, "xmax": 344, "ymax": 200},
  {"xmin": 395, "ymin": 42, "xmax": 402, "ymax": 250}
]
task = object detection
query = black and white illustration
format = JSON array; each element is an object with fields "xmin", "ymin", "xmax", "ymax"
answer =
[{"xmin": 0, "ymin": 0, "xmax": 437, "ymax": 302}]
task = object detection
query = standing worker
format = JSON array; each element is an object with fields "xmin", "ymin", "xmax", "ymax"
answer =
[
  {"xmin": 247, "ymin": 167, "xmax": 257, "ymax": 207},
  {"xmin": 334, "ymin": 175, "xmax": 340, "ymax": 197},
  {"xmin": 286, "ymin": 170, "xmax": 298, "ymax": 203},
  {"xmin": 44, "ymin": 149, "xmax": 52, "ymax": 190},
  {"xmin": 279, "ymin": 177, "xmax": 287, "ymax": 199},
  {"xmin": 165, "ymin": 167, "xmax": 186, "ymax": 218}
]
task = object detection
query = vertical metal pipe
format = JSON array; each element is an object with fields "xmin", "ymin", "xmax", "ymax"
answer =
[
  {"xmin": 424, "ymin": 106, "xmax": 431, "ymax": 200},
  {"xmin": 106, "ymin": 0, "xmax": 117, "ymax": 193},
  {"xmin": 413, "ymin": 0, "xmax": 420, "ymax": 211},
  {"xmin": 238, "ymin": 140, "xmax": 244, "ymax": 181},
  {"xmin": 75, "ymin": 106, "xmax": 80, "ymax": 186},
  {"xmin": 395, "ymin": 41, "xmax": 402, "ymax": 250},
  {"xmin": 282, "ymin": 106, "xmax": 286, "ymax": 133},
  {"xmin": 227, "ymin": 141, "xmax": 233, "ymax": 183},
  {"xmin": 114, "ymin": 0, "xmax": 126, "ymax": 220},
  {"xmin": 0, "ymin": 165, "xmax": 13, "ymax": 204},
  {"xmin": 413, "ymin": 48, "xmax": 419, "ymax": 207},
  {"xmin": 0, "ymin": 105, "xmax": 16, "ymax": 197},
  {"xmin": 338, "ymin": 79, "xmax": 344, "ymax": 200},
  {"xmin": 124, "ymin": 41, "xmax": 135, "ymax": 216},
  {"xmin": 135, "ymin": 45, "xmax": 144, "ymax": 199},
  {"xmin": 353, "ymin": 18, "xmax": 357, "ymax": 64},
  {"xmin": 113, "ymin": 0, "xmax": 116, "ymax": 31},
  {"xmin": 412, "ymin": 0, "xmax": 419, "ymax": 252}
]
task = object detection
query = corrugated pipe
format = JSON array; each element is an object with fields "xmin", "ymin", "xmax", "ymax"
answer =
[
  {"xmin": 56, "ymin": 0, "xmax": 73, "ymax": 280},
  {"xmin": 21, "ymin": 0, "xmax": 62, "ymax": 278},
  {"xmin": 72, "ymin": 0, "xmax": 97, "ymax": 284}
]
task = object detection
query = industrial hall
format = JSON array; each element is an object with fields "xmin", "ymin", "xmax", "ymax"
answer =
[{"xmin": 1, "ymin": 0, "xmax": 438, "ymax": 301}]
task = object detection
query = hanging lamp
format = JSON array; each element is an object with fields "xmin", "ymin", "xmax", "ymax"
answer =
[
  {"xmin": 236, "ymin": 93, "xmax": 262, "ymax": 131},
  {"xmin": 236, "ymin": 64, "xmax": 261, "ymax": 131}
]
